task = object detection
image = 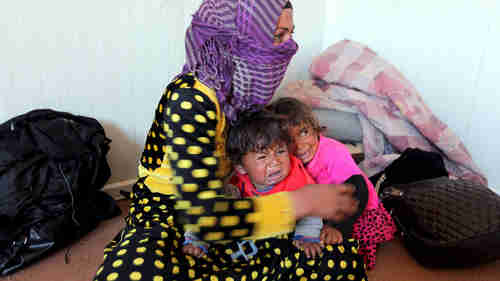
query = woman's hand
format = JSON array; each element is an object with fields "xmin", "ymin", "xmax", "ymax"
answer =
[{"xmin": 290, "ymin": 184, "xmax": 359, "ymax": 221}]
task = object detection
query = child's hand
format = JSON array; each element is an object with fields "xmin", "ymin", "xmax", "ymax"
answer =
[
  {"xmin": 293, "ymin": 240, "xmax": 323, "ymax": 259},
  {"xmin": 182, "ymin": 244, "xmax": 206, "ymax": 258},
  {"xmin": 224, "ymin": 183, "xmax": 241, "ymax": 199},
  {"xmin": 320, "ymin": 225, "xmax": 343, "ymax": 245}
]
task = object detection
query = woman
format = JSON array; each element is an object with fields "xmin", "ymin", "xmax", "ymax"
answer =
[{"xmin": 93, "ymin": 1, "xmax": 365, "ymax": 280}]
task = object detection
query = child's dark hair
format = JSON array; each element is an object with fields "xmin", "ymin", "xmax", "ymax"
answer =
[
  {"xmin": 227, "ymin": 110, "xmax": 290, "ymax": 164},
  {"xmin": 268, "ymin": 97, "xmax": 322, "ymax": 133}
]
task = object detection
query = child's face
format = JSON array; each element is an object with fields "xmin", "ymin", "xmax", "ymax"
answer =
[
  {"xmin": 236, "ymin": 142, "xmax": 291, "ymax": 187},
  {"xmin": 288, "ymin": 122, "xmax": 319, "ymax": 165}
]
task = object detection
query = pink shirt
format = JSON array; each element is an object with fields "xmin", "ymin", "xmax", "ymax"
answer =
[{"xmin": 306, "ymin": 135, "xmax": 379, "ymax": 210}]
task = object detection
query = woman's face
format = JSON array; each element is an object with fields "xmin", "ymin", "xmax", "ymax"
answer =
[
  {"xmin": 288, "ymin": 123, "xmax": 319, "ymax": 165},
  {"xmin": 273, "ymin": 6, "xmax": 294, "ymax": 45}
]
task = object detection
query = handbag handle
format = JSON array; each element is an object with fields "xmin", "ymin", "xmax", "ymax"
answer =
[
  {"xmin": 380, "ymin": 186, "xmax": 408, "ymax": 237},
  {"xmin": 380, "ymin": 186, "xmax": 404, "ymax": 201}
]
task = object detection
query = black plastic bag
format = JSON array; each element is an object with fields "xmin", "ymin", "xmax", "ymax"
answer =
[{"xmin": 0, "ymin": 109, "xmax": 121, "ymax": 275}]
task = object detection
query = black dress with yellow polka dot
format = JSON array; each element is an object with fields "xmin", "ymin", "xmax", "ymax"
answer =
[{"xmin": 93, "ymin": 74, "xmax": 367, "ymax": 281}]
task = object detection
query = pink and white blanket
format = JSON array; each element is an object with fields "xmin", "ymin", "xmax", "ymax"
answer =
[{"xmin": 281, "ymin": 40, "xmax": 486, "ymax": 185}]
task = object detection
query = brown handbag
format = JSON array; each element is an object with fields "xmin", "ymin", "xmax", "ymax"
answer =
[{"xmin": 381, "ymin": 177, "xmax": 500, "ymax": 268}]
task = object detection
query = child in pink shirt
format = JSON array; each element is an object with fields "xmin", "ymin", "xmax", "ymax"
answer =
[{"xmin": 270, "ymin": 97, "xmax": 397, "ymax": 270}]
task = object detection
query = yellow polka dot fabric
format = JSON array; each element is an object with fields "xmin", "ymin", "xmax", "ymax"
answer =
[
  {"xmin": 135, "ymin": 74, "xmax": 299, "ymax": 242},
  {"xmin": 93, "ymin": 74, "xmax": 367, "ymax": 280},
  {"xmin": 94, "ymin": 205, "xmax": 367, "ymax": 281}
]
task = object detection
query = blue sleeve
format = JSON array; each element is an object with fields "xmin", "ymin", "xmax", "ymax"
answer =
[{"xmin": 293, "ymin": 216, "xmax": 323, "ymax": 242}]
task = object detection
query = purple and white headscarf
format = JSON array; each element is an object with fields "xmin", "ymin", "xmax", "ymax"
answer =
[{"xmin": 182, "ymin": 0, "xmax": 298, "ymax": 122}]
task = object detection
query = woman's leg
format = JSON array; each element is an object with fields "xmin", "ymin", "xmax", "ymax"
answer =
[
  {"xmin": 93, "ymin": 181, "xmax": 186, "ymax": 281},
  {"xmin": 284, "ymin": 238, "xmax": 368, "ymax": 281},
  {"xmin": 93, "ymin": 220, "xmax": 185, "ymax": 281}
]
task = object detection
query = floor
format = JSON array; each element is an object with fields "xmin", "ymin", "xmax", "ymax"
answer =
[{"xmin": 2, "ymin": 200, "xmax": 499, "ymax": 281}]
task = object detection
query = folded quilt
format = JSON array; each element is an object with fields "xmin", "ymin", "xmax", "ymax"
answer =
[{"xmin": 281, "ymin": 40, "xmax": 486, "ymax": 185}]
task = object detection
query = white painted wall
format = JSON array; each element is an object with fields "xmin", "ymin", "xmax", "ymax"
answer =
[
  {"xmin": 0, "ymin": 0, "xmax": 326, "ymax": 184},
  {"xmin": 322, "ymin": 0, "xmax": 500, "ymax": 193},
  {"xmin": 2, "ymin": 1, "xmax": 498, "ymax": 193}
]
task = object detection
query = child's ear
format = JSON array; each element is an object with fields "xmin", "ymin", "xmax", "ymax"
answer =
[{"xmin": 235, "ymin": 164, "xmax": 248, "ymax": 175}]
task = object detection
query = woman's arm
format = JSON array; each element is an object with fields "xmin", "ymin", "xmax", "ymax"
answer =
[
  {"xmin": 159, "ymin": 76, "xmax": 359, "ymax": 241},
  {"xmin": 161, "ymin": 78, "xmax": 296, "ymax": 241},
  {"xmin": 290, "ymin": 183, "xmax": 359, "ymax": 222}
]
